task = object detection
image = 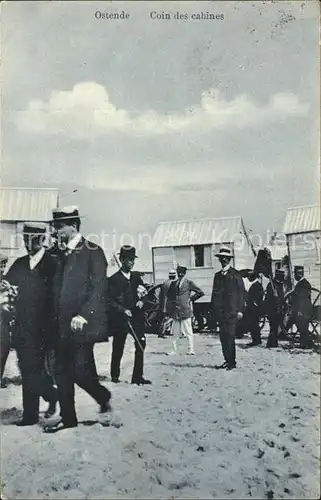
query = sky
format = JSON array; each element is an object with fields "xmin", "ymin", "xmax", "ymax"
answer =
[{"xmin": 1, "ymin": 0, "xmax": 320, "ymax": 265}]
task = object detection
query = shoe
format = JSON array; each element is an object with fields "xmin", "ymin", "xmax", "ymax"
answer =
[
  {"xmin": 214, "ymin": 362, "xmax": 228, "ymax": 369},
  {"xmin": 266, "ymin": 343, "xmax": 278, "ymax": 348},
  {"xmin": 131, "ymin": 378, "xmax": 152, "ymax": 385},
  {"xmin": 187, "ymin": 351, "xmax": 195, "ymax": 356},
  {"xmin": 111, "ymin": 378, "xmax": 120, "ymax": 383},
  {"xmin": 15, "ymin": 419, "xmax": 39, "ymax": 427},
  {"xmin": 44, "ymin": 397, "xmax": 57, "ymax": 419},
  {"xmin": 0, "ymin": 379, "xmax": 7, "ymax": 388},
  {"xmin": 246, "ymin": 341, "xmax": 261, "ymax": 348},
  {"xmin": 100, "ymin": 401, "xmax": 112, "ymax": 413},
  {"xmin": 43, "ymin": 420, "xmax": 77, "ymax": 434}
]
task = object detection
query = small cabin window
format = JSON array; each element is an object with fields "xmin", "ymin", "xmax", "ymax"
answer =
[{"xmin": 193, "ymin": 244, "xmax": 212, "ymax": 268}]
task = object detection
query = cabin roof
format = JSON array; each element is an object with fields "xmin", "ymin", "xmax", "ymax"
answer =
[
  {"xmin": 266, "ymin": 245, "xmax": 288, "ymax": 261},
  {"xmin": 152, "ymin": 216, "xmax": 246, "ymax": 248},
  {"xmin": 0, "ymin": 187, "xmax": 58, "ymax": 222},
  {"xmin": 283, "ymin": 205, "xmax": 320, "ymax": 234}
]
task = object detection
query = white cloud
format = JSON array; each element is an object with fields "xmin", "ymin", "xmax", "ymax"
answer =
[{"xmin": 16, "ymin": 81, "xmax": 310, "ymax": 139}]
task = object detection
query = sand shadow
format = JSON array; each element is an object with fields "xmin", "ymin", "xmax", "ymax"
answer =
[
  {"xmin": 157, "ymin": 361, "xmax": 217, "ymax": 369},
  {"xmin": 1, "ymin": 375, "xmax": 22, "ymax": 387},
  {"xmin": 0, "ymin": 406, "xmax": 23, "ymax": 425}
]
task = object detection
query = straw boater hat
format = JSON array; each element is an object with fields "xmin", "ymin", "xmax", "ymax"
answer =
[
  {"xmin": 51, "ymin": 205, "xmax": 83, "ymax": 223},
  {"xmin": 215, "ymin": 246, "xmax": 233, "ymax": 258}
]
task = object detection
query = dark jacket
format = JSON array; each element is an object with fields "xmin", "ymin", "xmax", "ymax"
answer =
[
  {"xmin": 246, "ymin": 280, "xmax": 264, "ymax": 315},
  {"xmin": 108, "ymin": 270, "xmax": 145, "ymax": 333},
  {"xmin": 291, "ymin": 278, "xmax": 312, "ymax": 318},
  {"xmin": 52, "ymin": 238, "xmax": 108, "ymax": 344},
  {"xmin": 211, "ymin": 267, "xmax": 245, "ymax": 320},
  {"xmin": 166, "ymin": 278, "xmax": 204, "ymax": 320},
  {"xmin": 5, "ymin": 252, "xmax": 56, "ymax": 348},
  {"xmin": 264, "ymin": 280, "xmax": 285, "ymax": 317}
]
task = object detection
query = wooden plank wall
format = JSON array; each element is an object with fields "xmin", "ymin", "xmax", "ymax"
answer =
[{"xmin": 287, "ymin": 231, "xmax": 321, "ymax": 303}]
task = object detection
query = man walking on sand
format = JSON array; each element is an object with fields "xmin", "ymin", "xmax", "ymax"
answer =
[
  {"xmin": 44, "ymin": 206, "xmax": 111, "ymax": 434},
  {"xmin": 167, "ymin": 265, "xmax": 204, "ymax": 356},
  {"xmin": 211, "ymin": 247, "xmax": 245, "ymax": 370}
]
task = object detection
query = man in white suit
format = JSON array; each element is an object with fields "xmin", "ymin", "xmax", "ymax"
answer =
[{"xmin": 166, "ymin": 265, "xmax": 204, "ymax": 355}]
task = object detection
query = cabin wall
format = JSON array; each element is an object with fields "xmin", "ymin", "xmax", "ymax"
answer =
[
  {"xmin": 287, "ymin": 231, "xmax": 321, "ymax": 296},
  {"xmin": 153, "ymin": 245, "xmax": 218, "ymax": 303},
  {"xmin": 233, "ymin": 232, "xmax": 256, "ymax": 271},
  {"xmin": 0, "ymin": 222, "xmax": 20, "ymax": 258}
]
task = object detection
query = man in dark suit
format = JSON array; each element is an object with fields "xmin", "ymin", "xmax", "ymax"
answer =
[
  {"xmin": 285, "ymin": 266, "xmax": 312, "ymax": 349},
  {"xmin": 108, "ymin": 245, "xmax": 151, "ymax": 386},
  {"xmin": 166, "ymin": 265, "xmax": 204, "ymax": 355},
  {"xmin": 4, "ymin": 223, "xmax": 58, "ymax": 426},
  {"xmin": 44, "ymin": 206, "xmax": 111, "ymax": 434},
  {"xmin": 264, "ymin": 269, "xmax": 286, "ymax": 348},
  {"xmin": 244, "ymin": 271, "xmax": 264, "ymax": 347},
  {"xmin": 211, "ymin": 247, "xmax": 245, "ymax": 370}
]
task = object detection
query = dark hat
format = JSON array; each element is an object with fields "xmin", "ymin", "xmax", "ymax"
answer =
[
  {"xmin": 52, "ymin": 205, "xmax": 82, "ymax": 223},
  {"xmin": 294, "ymin": 265, "xmax": 304, "ymax": 272},
  {"xmin": 275, "ymin": 268, "xmax": 285, "ymax": 276},
  {"xmin": 119, "ymin": 245, "xmax": 138, "ymax": 260},
  {"xmin": 23, "ymin": 222, "xmax": 47, "ymax": 235},
  {"xmin": 215, "ymin": 246, "xmax": 233, "ymax": 258}
]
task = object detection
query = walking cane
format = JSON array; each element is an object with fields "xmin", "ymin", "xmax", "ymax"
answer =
[{"xmin": 127, "ymin": 319, "xmax": 145, "ymax": 353}]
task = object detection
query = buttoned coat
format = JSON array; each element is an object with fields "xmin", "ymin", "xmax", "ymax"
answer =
[
  {"xmin": 211, "ymin": 267, "xmax": 245, "ymax": 320},
  {"xmin": 166, "ymin": 277, "xmax": 204, "ymax": 320},
  {"xmin": 52, "ymin": 238, "xmax": 108, "ymax": 344}
]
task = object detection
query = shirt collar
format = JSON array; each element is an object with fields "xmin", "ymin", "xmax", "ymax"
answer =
[
  {"xmin": 67, "ymin": 233, "xmax": 82, "ymax": 251},
  {"xmin": 121, "ymin": 270, "xmax": 131, "ymax": 280},
  {"xmin": 221, "ymin": 264, "xmax": 231, "ymax": 274},
  {"xmin": 29, "ymin": 247, "xmax": 45, "ymax": 270}
]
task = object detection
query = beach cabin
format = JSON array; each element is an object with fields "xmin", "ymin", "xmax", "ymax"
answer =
[
  {"xmin": 0, "ymin": 187, "xmax": 58, "ymax": 269},
  {"xmin": 283, "ymin": 205, "xmax": 320, "ymax": 291},
  {"xmin": 151, "ymin": 216, "xmax": 256, "ymax": 303}
]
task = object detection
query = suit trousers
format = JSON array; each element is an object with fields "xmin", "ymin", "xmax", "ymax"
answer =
[
  {"xmin": 170, "ymin": 318, "xmax": 194, "ymax": 353},
  {"xmin": 16, "ymin": 344, "xmax": 57, "ymax": 422},
  {"xmin": 0, "ymin": 329, "xmax": 10, "ymax": 381},
  {"xmin": 111, "ymin": 325, "xmax": 146, "ymax": 382},
  {"xmin": 295, "ymin": 315, "xmax": 310, "ymax": 347},
  {"xmin": 218, "ymin": 317, "xmax": 237, "ymax": 366},
  {"xmin": 55, "ymin": 342, "xmax": 111, "ymax": 426},
  {"xmin": 267, "ymin": 314, "xmax": 283, "ymax": 347}
]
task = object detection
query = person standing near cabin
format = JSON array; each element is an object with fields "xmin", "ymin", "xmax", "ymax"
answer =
[
  {"xmin": 108, "ymin": 245, "xmax": 152, "ymax": 385},
  {"xmin": 157, "ymin": 269, "xmax": 177, "ymax": 338},
  {"xmin": 166, "ymin": 265, "xmax": 204, "ymax": 356},
  {"xmin": 4, "ymin": 223, "xmax": 58, "ymax": 426},
  {"xmin": 264, "ymin": 268, "xmax": 286, "ymax": 348},
  {"xmin": 284, "ymin": 265, "xmax": 312, "ymax": 349},
  {"xmin": 44, "ymin": 206, "xmax": 111, "ymax": 434},
  {"xmin": 245, "ymin": 271, "xmax": 264, "ymax": 347},
  {"xmin": 211, "ymin": 247, "xmax": 245, "ymax": 370}
]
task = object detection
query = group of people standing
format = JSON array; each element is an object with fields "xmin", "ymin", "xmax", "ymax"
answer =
[
  {"xmin": 0, "ymin": 206, "xmax": 154, "ymax": 433},
  {"xmin": 0, "ymin": 205, "xmax": 314, "ymax": 433}
]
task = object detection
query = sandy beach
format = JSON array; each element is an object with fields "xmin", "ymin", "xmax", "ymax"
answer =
[{"xmin": 1, "ymin": 329, "xmax": 320, "ymax": 500}]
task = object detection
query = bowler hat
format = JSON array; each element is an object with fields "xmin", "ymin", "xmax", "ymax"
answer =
[
  {"xmin": 294, "ymin": 265, "xmax": 304, "ymax": 272},
  {"xmin": 215, "ymin": 246, "xmax": 233, "ymax": 258},
  {"xmin": 119, "ymin": 245, "xmax": 138, "ymax": 260},
  {"xmin": 23, "ymin": 222, "xmax": 47, "ymax": 236},
  {"xmin": 52, "ymin": 205, "xmax": 82, "ymax": 223},
  {"xmin": 275, "ymin": 268, "xmax": 285, "ymax": 276}
]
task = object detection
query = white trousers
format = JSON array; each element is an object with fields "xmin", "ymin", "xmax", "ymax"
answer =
[{"xmin": 171, "ymin": 317, "xmax": 195, "ymax": 353}]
